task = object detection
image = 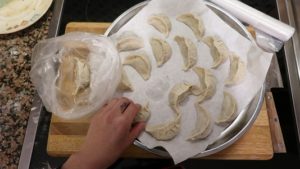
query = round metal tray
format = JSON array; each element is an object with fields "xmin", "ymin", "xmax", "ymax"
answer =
[{"xmin": 105, "ymin": 1, "xmax": 265, "ymax": 158}]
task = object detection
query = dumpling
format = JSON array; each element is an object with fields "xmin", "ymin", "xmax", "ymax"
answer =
[
  {"xmin": 190, "ymin": 84, "xmax": 203, "ymax": 96},
  {"xmin": 169, "ymin": 82, "xmax": 192, "ymax": 114},
  {"xmin": 56, "ymin": 41, "xmax": 91, "ymax": 111},
  {"xmin": 187, "ymin": 103, "xmax": 213, "ymax": 141},
  {"xmin": 174, "ymin": 36, "xmax": 198, "ymax": 71},
  {"xmin": 146, "ymin": 114, "xmax": 181, "ymax": 141},
  {"xmin": 216, "ymin": 91, "xmax": 238, "ymax": 125},
  {"xmin": 192, "ymin": 67, "xmax": 217, "ymax": 103},
  {"xmin": 62, "ymin": 41, "xmax": 90, "ymax": 60},
  {"xmin": 116, "ymin": 31, "xmax": 144, "ymax": 52},
  {"xmin": 150, "ymin": 37, "xmax": 172, "ymax": 67},
  {"xmin": 225, "ymin": 53, "xmax": 247, "ymax": 86},
  {"xmin": 117, "ymin": 68, "xmax": 133, "ymax": 91},
  {"xmin": 123, "ymin": 53, "xmax": 152, "ymax": 81},
  {"xmin": 148, "ymin": 14, "xmax": 172, "ymax": 37},
  {"xmin": 203, "ymin": 36, "xmax": 230, "ymax": 69},
  {"xmin": 176, "ymin": 13, "xmax": 205, "ymax": 41},
  {"xmin": 133, "ymin": 103, "xmax": 151, "ymax": 123}
]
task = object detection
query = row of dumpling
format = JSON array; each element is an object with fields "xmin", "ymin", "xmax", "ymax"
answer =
[{"xmin": 114, "ymin": 32, "xmax": 151, "ymax": 123}]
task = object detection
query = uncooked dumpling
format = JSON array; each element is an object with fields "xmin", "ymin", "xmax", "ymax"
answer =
[
  {"xmin": 133, "ymin": 103, "xmax": 151, "ymax": 123},
  {"xmin": 187, "ymin": 103, "xmax": 213, "ymax": 141},
  {"xmin": 117, "ymin": 68, "xmax": 133, "ymax": 91},
  {"xmin": 148, "ymin": 14, "xmax": 172, "ymax": 37},
  {"xmin": 146, "ymin": 114, "xmax": 181, "ymax": 141},
  {"xmin": 123, "ymin": 53, "xmax": 152, "ymax": 81},
  {"xmin": 203, "ymin": 36, "xmax": 229, "ymax": 69},
  {"xmin": 56, "ymin": 41, "xmax": 91, "ymax": 111},
  {"xmin": 189, "ymin": 85, "xmax": 202, "ymax": 96},
  {"xmin": 226, "ymin": 53, "xmax": 247, "ymax": 86},
  {"xmin": 216, "ymin": 91, "xmax": 238, "ymax": 125},
  {"xmin": 62, "ymin": 41, "xmax": 90, "ymax": 60},
  {"xmin": 169, "ymin": 82, "xmax": 192, "ymax": 114},
  {"xmin": 192, "ymin": 67, "xmax": 217, "ymax": 103},
  {"xmin": 174, "ymin": 36, "xmax": 198, "ymax": 71},
  {"xmin": 150, "ymin": 37, "xmax": 172, "ymax": 67},
  {"xmin": 176, "ymin": 13, "xmax": 205, "ymax": 41},
  {"xmin": 116, "ymin": 31, "xmax": 144, "ymax": 52}
]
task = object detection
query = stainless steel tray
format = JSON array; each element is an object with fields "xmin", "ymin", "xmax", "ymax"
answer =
[{"xmin": 105, "ymin": 1, "xmax": 265, "ymax": 158}]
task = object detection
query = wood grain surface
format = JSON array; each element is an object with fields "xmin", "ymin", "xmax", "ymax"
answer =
[{"xmin": 265, "ymin": 92, "xmax": 286, "ymax": 153}]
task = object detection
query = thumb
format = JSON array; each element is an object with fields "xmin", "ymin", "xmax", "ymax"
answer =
[{"xmin": 127, "ymin": 122, "xmax": 146, "ymax": 146}]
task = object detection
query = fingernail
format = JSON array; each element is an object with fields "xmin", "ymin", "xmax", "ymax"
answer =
[{"xmin": 120, "ymin": 102, "xmax": 130, "ymax": 112}]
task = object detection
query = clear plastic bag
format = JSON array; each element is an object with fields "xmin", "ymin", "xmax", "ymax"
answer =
[
  {"xmin": 255, "ymin": 29, "xmax": 284, "ymax": 52},
  {"xmin": 30, "ymin": 32, "xmax": 121, "ymax": 119}
]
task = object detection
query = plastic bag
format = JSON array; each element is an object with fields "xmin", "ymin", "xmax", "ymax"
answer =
[
  {"xmin": 255, "ymin": 28, "xmax": 284, "ymax": 52},
  {"xmin": 30, "ymin": 32, "xmax": 121, "ymax": 119}
]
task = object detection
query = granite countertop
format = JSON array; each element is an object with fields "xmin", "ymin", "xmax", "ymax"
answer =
[{"xmin": 0, "ymin": 11, "xmax": 52, "ymax": 169}]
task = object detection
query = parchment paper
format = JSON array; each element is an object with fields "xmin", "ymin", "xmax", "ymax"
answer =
[{"xmin": 110, "ymin": 0, "xmax": 273, "ymax": 164}]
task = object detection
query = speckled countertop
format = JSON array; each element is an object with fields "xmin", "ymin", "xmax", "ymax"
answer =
[{"xmin": 0, "ymin": 11, "xmax": 52, "ymax": 169}]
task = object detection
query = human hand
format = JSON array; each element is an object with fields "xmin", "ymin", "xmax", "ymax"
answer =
[{"xmin": 62, "ymin": 97, "xmax": 145, "ymax": 169}]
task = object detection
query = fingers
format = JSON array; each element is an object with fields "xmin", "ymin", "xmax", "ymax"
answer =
[
  {"xmin": 120, "ymin": 102, "xmax": 130, "ymax": 113},
  {"xmin": 123, "ymin": 103, "xmax": 141, "ymax": 123},
  {"xmin": 99, "ymin": 98, "xmax": 119, "ymax": 113},
  {"xmin": 126, "ymin": 122, "xmax": 146, "ymax": 146},
  {"xmin": 107, "ymin": 97, "xmax": 131, "ymax": 115},
  {"xmin": 97, "ymin": 97, "xmax": 142, "ymax": 125}
]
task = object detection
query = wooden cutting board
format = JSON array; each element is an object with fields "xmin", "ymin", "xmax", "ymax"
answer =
[{"xmin": 47, "ymin": 22, "xmax": 274, "ymax": 160}]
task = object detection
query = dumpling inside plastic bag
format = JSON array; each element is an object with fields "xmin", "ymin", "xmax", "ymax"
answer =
[{"xmin": 30, "ymin": 32, "xmax": 121, "ymax": 119}]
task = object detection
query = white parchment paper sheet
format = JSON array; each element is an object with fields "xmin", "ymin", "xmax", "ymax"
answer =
[{"xmin": 110, "ymin": 0, "xmax": 273, "ymax": 164}]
